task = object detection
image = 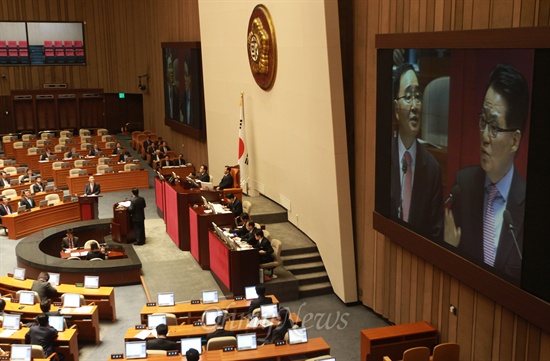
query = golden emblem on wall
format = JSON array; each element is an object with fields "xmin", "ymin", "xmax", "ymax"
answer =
[{"xmin": 247, "ymin": 4, "xmax": 277, "ymax": 90}]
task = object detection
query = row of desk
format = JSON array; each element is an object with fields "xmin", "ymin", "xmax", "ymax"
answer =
[
  {"xmin": 0, "ymin": 326, "xmax": 79, "ymax": 361},
  {"xmin": 0, "ymin": 275, "xmax": 117, "ymax": 322},
  {"xmin": 66, "ymin": 169, "xmax": 149, "ymax": 195},
  {"xmin": 3, "ymin": 134, "xmax": 107, "ymax": 159}
]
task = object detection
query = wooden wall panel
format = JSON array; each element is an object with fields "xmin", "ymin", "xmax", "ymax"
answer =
[{"xmin": 354, "ymin": 0, "xmax": 549, "ymax": 360}]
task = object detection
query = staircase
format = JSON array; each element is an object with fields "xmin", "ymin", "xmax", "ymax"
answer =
[{"xmin": 282, "ymin": 245, "xmax": 333, "ymax": 298}]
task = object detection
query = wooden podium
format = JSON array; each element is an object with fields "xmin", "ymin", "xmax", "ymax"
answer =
[
  {"xmin": 78, "ymin": 195, "xmax": 100, "ymax": 220},
  {"xmin": 111, "ymin": 202, "xmax": 136, "ymax": 243}
]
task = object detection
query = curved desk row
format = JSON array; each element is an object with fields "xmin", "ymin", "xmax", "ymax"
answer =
[
  {"xmin": 66, "ymin": 169, "xmax": 149, "ymax": 194},
  {"xmin": 15, "ymin": 219, "xmax": 142, "ymax": 287}
]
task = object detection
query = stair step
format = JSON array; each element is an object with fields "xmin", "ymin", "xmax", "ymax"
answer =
[
  {"xmin": 295, "ymin": 271, "xmax": 329, "ymax": 286},
  {"xmin": 299, "ymin": 282, "xmax": 333, "ymax": 298},
  {"xmin": 285, "ymin": 261, "xmax": 325, "ymax": 275},
  {"xmin": 281, "ymin": 246, "xmax": 319, "ymax": 257},
  {"xmin": 282, "ymin": 252, "xmax": 321, "ymax": 265}
]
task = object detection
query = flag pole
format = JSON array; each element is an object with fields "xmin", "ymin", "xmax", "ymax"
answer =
[{"xmin": 238, "ymin": 92, "xmax": 249, "ymax": 195}]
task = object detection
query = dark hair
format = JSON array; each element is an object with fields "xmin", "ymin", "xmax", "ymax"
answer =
[
  {"xmin": 38, "ymin": 272, "xmax": 50, "ymax": 281},
  {"xmin": 90, "ymin": 242, "xmax": 99, "ymax": 251},
  {"xmin": 278, "ymin": 307, "xmax": 290, "ymax": 322},
  {"xmin": 225, "ymin": 165, "xmax": 231, "ymax": 172},
  {"xmin": 215, "ymin": 314, "xmax": 227, "ymax": 327},
  {"xmin": 40, "ymin": 300, "xmax": 51, "ymax": 313},
  {"xmin": 0, "ymin": 299, "xmax": 5, "ymax": 312},
  {"xmin": 185, "ymin": 348, "xmax": 200, "ymax": 361},
  {"xmin": 201, "ymin": 164, "xmax": 208, "ymax": 172},
  {"xmin": 485, "ymin": 64, "xmax": 529, "ymax": 132},
  {"xmin": 132, "ymin": 188, "xmax": 139, "ymax": 196},
  {"xmin": 255, "ymin": 284, "xmax": 267, "ymax": 296},
  {"xmin": 226, "ymin": 193, "xmax": 234, "ymax": 199},
  {"xmin": 393, "ymin": 63, "xmax": 416, "ymax": 100},
  {"xmin": 240, "ymin": 213, "xmax": 250, "ymax": 221},
  {"xmin": 255, "ymin": 229, "xmax": 264, "ymax": 238},
  {"xmin": 36, "ymin": 313, "xmax": 49, "ymax": 326},
  {"xmin": 155, "ymin": 323, "xmax": 168, "ymax": 336},
  {"xmin": 247, "ymin": 221, "xmax": 255, "ymax": 228}
]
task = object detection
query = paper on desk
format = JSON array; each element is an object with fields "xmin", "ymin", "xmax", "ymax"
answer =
[
  {"xmin": 134, "ymin": 330, "xmax": 152, "ymax": 340},
  {"xmin": 118, "ymin": 201, "xmax": 131, "ymax": 207},
  {"xmin": 72, "ymin": 306, "xmax": 94, "ymax": 313},
  {"xmin": 70, "ymin": 252, "xmax": 80, "ymax": 257},
  {"xmin": 259, "ymin": 319, "xmax": 274, "ymax": 327},
  {"xmin": 0, "ymin": 329, "xmax": 17, "ymax": 337}
]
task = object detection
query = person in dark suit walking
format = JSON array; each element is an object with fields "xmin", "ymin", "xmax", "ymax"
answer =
[
  {"xmin": 31, "ymin": 272, "xmax": 57, "ymax": 302},
  {"xmin": 84, "ymin": 176, "xmax": 101, "ymax": 195},
  {"xmin": 129, "ymin": 188, "xmax": 146, "ymax": 245}
]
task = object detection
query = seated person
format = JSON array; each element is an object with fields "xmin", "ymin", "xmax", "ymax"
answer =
[
  {"xmin": 40, "ymin": 148, "xmax": 53, "ymax": 161},
  {"xmin": 31, "ymin": 272, "xmax": 57, "ymax": 302},
  {"xmin": 119, "ymin": 151, "xmax": 132, "ymax": 163},
  {"xmin": 32, "ymin": 176, "xmax": 47, "ymax": 193},
  {"xmin": 20, "ymin": 190, "xmax": 36, "ymax": 209},
  {"xmin": 146, "ymin": 323, "xmax": 178, "ymax": 351},
  {"xmin": 160, "ymin": 155, "xmax": 172, "ymax": 168},
  {"xmin": 112, "ymin": 142, "xmax": 124, "ymax": 155},
  {"xmin": 206, "ymin": 315, "xmax": 236, "ymax": 343},
  {"xmin": 25, "ymin": 314, "xmax": 58, "ymax": 358},
  {"xmin": 239, "ymin": 221, "xmax": 258, "ymax": 246},
  {"xmin": 230, "ymin": 213, "xmax": 250, "ymax": 236},
  {"xmin": 62, "ymin": 229, "xmax": 80, "ymax": 249},
  {"xmin": 253, "ymin": 230, "xmax": 274, "ymax": 264},
  {"xmin": 217, "ymin": 166, "xmax": 234, "ymax": 190},
  {"xmin": 225, "ymin": 193, "xmax": 243, "ymax": 218},
  {"xmin": 89, "ymin": 144, "xmax": 102, "ymax": 157},
  {"xmin": 20, "ymin": 168, "xmax": 35, "ymax": 184},
  {"xmin": 158, "ymin": 141, "xmax": 171, "ymax": 154},
  {"xmin": 67, "ymin": 147, "xmax": 79, "ymax": 159},
  {"xmin": 248, "ymin": 284, "xmax": 273, "ymax": 315},
  {"xmin": 263, "ymin": 308, "xmax": 293, "ymax": 344},
  {"xmin": 172, "ymin": 153, "xmax": 186, "ymax": 166},
  {"xmin": 0, "ymin": 299, "xmax": 5, "ymax": 324},
  {"xmin": 0, "ymin": 196, "xmax": 13, "ymax": 221},
  {"xmin": 0, "ymin": 171, "xmax": 11, "ymax": 188},
  {"xmin": 40, "ymin": 300, "xmax": 61, "ymax": 317},
  {"xmin": 186, "ymin": 349, "xmax": 200, "ymax": 361},
  {"xmin": 86, "ymin": 242, "xmax": 105, "ymax": 260}
]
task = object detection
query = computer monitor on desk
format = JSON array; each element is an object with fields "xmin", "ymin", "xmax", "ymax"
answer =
[
  {"xmin": 49, "ymin": 315, "xmax": 65, "ymax": 332},
  {"xmin": 13, "ymin": 267, "xmax": 26, "ymax": 280},
  {"xmin": 288, "ymin": 327, "xmax": 308, "ymax": 344},
  {"xmin": 19, "ymin": 291, "xmax": 36, "ymax": 305},
  {"xmin": 181, "ymin": 337, "xmax": 202, "ymax": 355},
  {"xmin": 125, "ymin": 341, "xmax": 147, "ymax": 359},
  {"xmin": 9, "ymin": 344, "xmax": 31, "ymax": 361},
  {"xmin": 147, "ymin": 314, "xmax": 166, "ymax": 329},
  {"xmin": 245, "ymin": 286, "xmax": 259, "ymax": 300},
  {"xmin": 84, "ymin": 275, "xmax": 99, "ymax": 289},
  {"xmin": 204, "ymin": 310, "xmax": 223, "ymax": 326},
  {"xmin": 237, "ymin": 333, "xmax": 257, "ymax": 351},
  {"xmin": 157, "ymin": 292, "xmax": 175, "ymax": 307},
  {"xmin": 202, "ymin": 290, "xmax": 218, "ymax": 304},
  {"xmin": 260, "ymin": 304, "xmax": 278, "ymax": 319},
  {"xmin": 17, "ymin": 205, "xmax": 26, "ymax": 213},
  {"xmin": 48, "ymin": 272, "xmax": 60, "ymax": 286},
  {"xmin": 201, "ymin": 181, "xmax": 214, "ymax": 191},
  {"xmin": 2, "ymin": 314, "xmax": 21, "ymax": 330}
]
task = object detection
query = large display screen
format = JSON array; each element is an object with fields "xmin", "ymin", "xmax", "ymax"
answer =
[{"xmin": 374, "ymin": 28, "xmax": 550, "ymax": 332}]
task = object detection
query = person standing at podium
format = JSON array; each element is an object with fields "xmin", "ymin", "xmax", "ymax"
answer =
[
  {"xmin": 84, "ymin": 176, "xmax": 101, "ymax": 196},
  {"xmin": 129, "ymin": 188, "xmax": 146, "ymax": 245}
]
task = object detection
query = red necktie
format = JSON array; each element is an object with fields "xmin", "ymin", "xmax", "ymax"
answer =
[
  {"xmin": 69, "ymin": 238, "xmax": 74, "ymax": 249},
  {"xmin": 402, "ymin": 151, "xmax": 412, "ymax": 222}
]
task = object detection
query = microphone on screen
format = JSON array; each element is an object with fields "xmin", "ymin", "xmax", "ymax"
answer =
[{"xmin": 503, "ymin": 209, "xmax": 523, "ymax": 260}]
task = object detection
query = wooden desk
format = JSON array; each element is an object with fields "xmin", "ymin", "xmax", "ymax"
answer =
[
  {"xmin": 189, "ymin": 205, "xmax": 235, "ymax": 270},
  {"xmin": 59, "ymin": 248, "xmax": 126, "ymax": 260},
  {"xmin": 66, "ymin": 169, "xmax": 149, "ymax": 195},
  {"xmin": 26, "ymin": 144, "xmax": 111, "ymax": 170},
  {"xmin": 7, "ymin": 190, "xmax": 64, "ymax": 211},
  {"xmin": 52, "ymin": 161, "xmax": 140, "ymax": 188},
  {"xmin": 125, "ymin": 313, "xmax": 302, "ymax": 341},
  {"xmin": 0, "ymin": 275, "xmax": 117, "ymax": 322},
  {"xmin": 2, "ymin": 201, "xmax": 81, "ymax": 240},
  {"xmin": 0, "ymin": 327, "xmax": 79, "ymax": 361},
  {"xmin": 109, "ymin": 337, "xmax": 330, "ymax": 361},
  {"xmin": 360, "ymin": 321, "xmax": 438, "ymax": 361},
  {"xmin": 139, "ymin": 296, "xmax": 279, "ymax": 324},
  {"xmin": 158, "ymin": 165, "xmax": 195, "ymax": 179},
  {"xmin": 3, "ymin": 299, "xmax": 100, "ymax": 344}
]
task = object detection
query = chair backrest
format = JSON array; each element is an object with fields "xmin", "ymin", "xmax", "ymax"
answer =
[
  {"xmin": 41, "ymin": 132, "xmax": 54, "ymax": 140},
  {"xmin": 105, "ymin": 141, "xmax": 116, "ymax": 149},
  {"xmin": 69, "ymin": 168, "xmax": 82, "ymax": 176},
  {"xmin": 61, "ymin": 293, "xmax": 85, "ymax": 306},
  {"xmin": 402, "ymin": 346, "xmax": 431, "ymax": 361},
  {"xmin": 432, "ymin": 343, "xmax": 460, "ymax": 361},
  {"xmin": 251, "ymin": 308, "xmax": 261, "ymax": 318},
  {"xmin": 152, "ymin": 312, "xmax": 177, "ymax": 326},
  {"xmin": 84, "ymin": 240, "xmax": 99, "ymax": 249},
  {"xmin": 97, "ymin": 165, "xmax": 109, "ymax": 174},
  {"xmin": 305, "ymin": 356, "xmax": 335, "ymax": 361},
  {"xmin": 60, "ymin": 130, "xmax": 72, "ymax": 137},
  {"xmin": 52, "ymin": 162, "xmax": 64, "ymax": 169},
  {"xmin": 22, "ymin": 134, "xmax": 35, "ymax": 141},
  {"xmin": 36, "ymin": 139, "xmax": 51, "ymax": 147},
  {"xmin": 2, "ymin": 135, "xmax": 16, "ymax": 142},
  {"xmin": 13, "ymin": 141, "xmax": 24, "ymax": 149},
  {"xmin": 79, "ymin": 129, "xmax": 91, "ymax": 136},
  {"xmin": 55, "ymin": 145, "xmax": 65, "ymax": 152},
  {"xmin": 27, "ymin": 147, "xmax": 40, "ymax": 155},
  {"xmin": 421, "ymin": 76, "xmax": 450, "ymax": 147},
  {"xmin": 89, "ymin": 258, "xmax": 103, "ymax": 262},
  {"xmin": 59, "ymin": 137, "xmax": 70, "ymax": 145},
  {"xmin": 80, "ymin": 136, "xmax": 92, "ymax": 143},
  {"xmin": 2, "ymin": 189, "xmax": 17, "ymax": 198},
  {"xmin": 45, "ymin": 194, "xmax": 61, "ymax": 205},
  {"xmin": 148, "ymin": 133, "xmax": 158, "ymax": 141},
  {"xmin": 31, "ymin": 344, "xmax": 46, "ymax": 359},
  {"xmin": 3, "ymin": 166, "xmax": 17, "ymax": 175},
  {"xmin": 124, "ymin": 164, "xmax": 138, "ymax": 171},
  {"xmin": 270, "ymin": 239, "xmax": 283, "ymax": 264},
  {"xmin": 16, "ymin": 290, "xmax": 40, "ymax": 304},
  {"xmin": 67, "ymin": 256, "xmax": 81, "ymax": 260},
  {"xmin": 263, "ymin": 230, "xmax": 271, "ymax": 241},
  {"xmin": 80, "ymin": 142, "xmax": 92, "ymax": 150},
  {"xmin": 98, "ymin": 157, "xmax": 111, "ymax": 165},
  {"xmin": 74, "ymin": 160, "xmax": 85, "ymax": 167},
  {"xmin": 230, "ymin": 165, "xmax": 240, "ymax": 187},
  {"xmin": 206, "ymin": 336, "xmax": 237, "ymax": 351},
  {"xmin": 97, "ymin": 128, "xmax": 108, "ymax": 135},
  {"xmin": 243, "ymin": 201, "xmax": 252, "ymax": 215}
]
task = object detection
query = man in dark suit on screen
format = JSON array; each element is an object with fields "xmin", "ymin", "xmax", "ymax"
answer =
[
  {"xmin": 445, "ymin": 64, "xmax": 528, "ymax": 283},
  {"xmin": 390, "ymin": 63, "xmax": 443, "ymax": 242},
  {"xmin": 164, "ymin": 56, "xmax": 180, "ymax": 120}
]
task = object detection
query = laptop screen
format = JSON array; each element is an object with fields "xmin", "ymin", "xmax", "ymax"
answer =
[
  {"xmin": 244, "ymin": 286, "xmax": 258, "ymax": 300},
  {"xmin": 84, "ymin": 275, "xmax": 99, "ymax": 289},
  {"xmin": 157, "ymin": 293, "xmax": 175, "ymax": 307},
  {"xmin": 49, "ymin": 315, "xmax": 65, "ymax": 332},
  {"xmin": 204, "ymin": 310, "xmax": 223, "ymax": 326},
  {"xmin": 180, "ymin": 337, "xmax": 202, "ymax": 355},
  {"xmin": 63, "ymin": 293, "xmax": 81, "ymax": 308},
  {"xmin": 260, "ymin": 304, "xmax": 278, "ymax": 319},
  {"xmin": 201, "ymin": 182, "xmax": 214, "ymax": 191},
  {"xmin": 39, "ymin": 200, "xmax": 48, "ymax": 207},
  {"xmin": 48, "ymin": 272, "xmax": 60, "ymax": 286},
  {"xmin": 125, "ymin": 341, "xmax": 147, "ymax": 359},
  {"xmin": 18, "ymin": 291, "xmax": 35, "ymax": 305},
  {"xmin": 237, "ymin": 333, "xmax": 257, "ymax": 351},
  {"xmin": 147, "ymin": 314, "xmax": 167, "ymax": 330},
  {"xmin": 10, "ymin": 344, "xmax": 31, "ymax": 361},
  {"xmin": 17, "ymin": 205, "xmax": 27, "ymax": 213},
  {"xmin": 2, "ymin": 314, "xmax": 21, "ymax": 330},
  {"xmin": 202, "ymin": 290, "xmax": 218, "ymax": 304},
  {"xmin": 287, "ymin": 327, "xmax": 308, "ymax": 344},
  {"xmin": 13, "ymin": 268, "xmax": 26, "ymax": 281}
]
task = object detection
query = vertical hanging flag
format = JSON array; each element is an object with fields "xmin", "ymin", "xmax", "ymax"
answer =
[{"xmin": 238, "ymin": 92, "xmax": 249, "ymax": 193}]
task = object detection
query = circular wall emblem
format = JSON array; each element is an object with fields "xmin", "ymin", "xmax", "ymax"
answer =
[{"xmin": 247, "ymin": 4, "xmax": 277, "ymax": 90}]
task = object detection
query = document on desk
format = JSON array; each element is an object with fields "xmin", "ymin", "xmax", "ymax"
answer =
[
  {"xmin": 118, "ymin": 201, "xmax": 131, "ymax": 208},
  {"xmin": 70, "ymin": 306, "xmax": 94, "ymax": 314},
  {"xmin": 134, "ymin": 330, "xmax": 152, "ymax": 340},
  {"xmin": 246, "ymin": 317, "xmax": 273, "ymax": 328},
  {"xmin": 0, "ymin": 329, "xmax": 17, "ymax": 337}
]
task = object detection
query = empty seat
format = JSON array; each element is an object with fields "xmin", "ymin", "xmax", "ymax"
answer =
[
  {"xmin": 2, "ymin": 189, "xmax": 17, "ymax": 199},
  {"xmin": 3, "ymin": 167, "xmax": 17, "ymax": 176},
  {"xmin": 21, "ymin": 134, "xmax": 35, "ymax": 141},
  {"xmin": 124, "ymin": 164, "xmax": 138, "ymax": 171},
  {"xmin": 431, "ymin": 343, "xmax": 460, "ymax": 361},
  {"xmin": 69, "ymin": 168, "xmax": 83, "ymax": 176},
  {"xmin": 36, "ymin": 140, "xmax": 51, "ymax": 147},
  {"xmin": 101, "ymin": 135, "xmax": 112, "ymax": 142},
  {"xmin": 97, "ymin": 128, "xmax": 108, "ymax": 136},
  {"xmin": 52, "ymin": 162, "xmax": 65, "ymax": 169},
  {"xmin": 96, "ymin": 165, "xmax": 110, "ymax": 174},
  {"xmin": 27, "ymin": 147, "xmax": 41, "ymax": 155},
  {"xmin": 98, "ymin": 158, "xmax": 111, "ymax": 165},
  {"xmin": 206, "ymin": 336, "xmax": 236, "ymax": 351},
  {"xmin": 84, "ymin": 240, "xmax": 99, "ymax": 249},
  {"xmin": 59, "ymin": 130, "xmax": 72, "ymax": 137},
  {"xmin": 80, "ymin": 143, "xmax": 92, "ymax": 151},
  {"xmin": 58, "ymin": 137, "xmax": 71, "ymax": 145},
  {"xmin": 105, "ymin": 141, "xmax": 116, "ymax": 149},
  {"xmin": 55, "ymin": 145, "xmax": 68, "ymax": 152},
  {"xmin": 45, "ymin": 194, "xmax": 61, "ymax": 205},
  {"xmin": 41, "ymin": 132, "xmax": 54, "ymax": 140},
  {"xmin": 13, "ymin": 141, "xmax": 24, "ymax": 149},
  {"xmin": 402, "ymin": 347, "xmax": 430, "ymax": 361}
]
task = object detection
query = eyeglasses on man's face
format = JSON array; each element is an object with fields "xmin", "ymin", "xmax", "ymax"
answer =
[
  {"xmin": 478, "ymin": 113, "xmax": 520, "ymax": 138},
  {"xmin": 396, "ymin": 86, "xmax": 422, "ymax": 105}
]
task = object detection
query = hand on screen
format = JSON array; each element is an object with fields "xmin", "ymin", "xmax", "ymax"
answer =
[{"xmin": 444, "ymin": 208, "xmax": 461, "ymax": 247}]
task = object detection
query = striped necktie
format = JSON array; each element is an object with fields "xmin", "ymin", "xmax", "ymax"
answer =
[{"xmin": 483, "ymin": 184, "xmax": 499, "ymax": 266}]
